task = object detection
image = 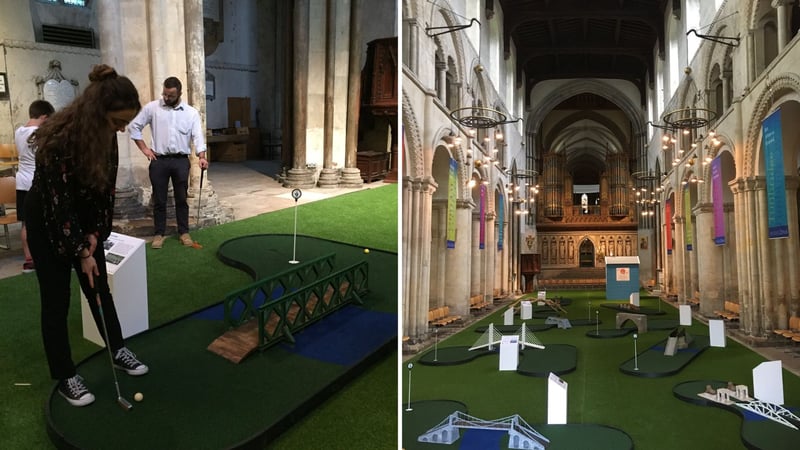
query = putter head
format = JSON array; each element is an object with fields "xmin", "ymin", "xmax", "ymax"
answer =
[{"xmin": 118, "ymin": 397, "xmax": 133, "ymax": 411}]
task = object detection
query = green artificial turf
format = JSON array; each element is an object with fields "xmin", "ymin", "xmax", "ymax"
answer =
[
  {"xmin": 0, "ymin": 184, "xmax": 398, "ymax": 449},
  {"xmin": 402, "ymin": 291, "xmax": 800, "ymax": 450}
]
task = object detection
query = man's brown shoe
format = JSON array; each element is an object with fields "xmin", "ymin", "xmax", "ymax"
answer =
[
  {"xmin": 152, "ymin": 235, "xmax": 164, "ymax": 249},
  {"xmin": 180, "ymin": 233, "xmax": 194, "ymax": 246}
]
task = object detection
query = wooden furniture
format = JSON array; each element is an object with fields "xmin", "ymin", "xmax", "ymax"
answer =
[
  {"xmin": 0, "ymin": 143, "xmax": 18, "ymax": 174},
  {"xmin": 356, "ymin": 151, "xmax": 389, "ymax": 183},
  {"xmin": 0, "ymin": 177, "xmax": 20, "ymax": 249},
  {"xmin": 361, "ymin": 37, "xmax": 398, "ymax": 182},
  {"xmin": 520, "ymin": 253, "xmax": 541, "ymax": 293}
]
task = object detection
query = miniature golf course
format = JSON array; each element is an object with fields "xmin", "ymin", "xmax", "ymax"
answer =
[
  {"xmin": 44, "ymin": 234, "xmax": 397, "ymax": 449},
  {"xmin": 403, "ymin": 292, "xmax": 800, "ymax": 449}
]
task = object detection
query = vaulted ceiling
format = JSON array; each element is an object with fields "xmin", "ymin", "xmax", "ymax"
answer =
[{"xmin": 497, "ymin": 0, "xmax": 668, "ymax": 104}]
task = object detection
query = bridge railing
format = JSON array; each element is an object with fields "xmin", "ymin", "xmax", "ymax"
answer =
[
  {"xmin": 221, "ymin": 253, "xmax": 337, "ymax": 329},
  {"xmin": 256, "ymin": 261, "xmax": 369, "ymax": 350}
]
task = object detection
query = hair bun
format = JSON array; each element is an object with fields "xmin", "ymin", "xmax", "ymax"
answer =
[{"xmin": 88, "ymin": 64, "xmax": 118, "ymax": 82}]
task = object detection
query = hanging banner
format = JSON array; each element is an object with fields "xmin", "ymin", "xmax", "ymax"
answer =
[
  {"xmin": 684, "ymin": 187, "xmax": 693, "ymax": 251},
  {"xmin": 446, "ymin": 158, "xmax": 457, "ymax": 249},
  {"xmin": 479, "ymin": 184, "xmax": 486, "ymax": 249},
  {"xmin": 711, "ymin": 157, "xmax": 726, "ymax": 245},
  {"xmin": 497, "ymin": 194, "xmax": 504, "ymax": 251},
  {"xmin": 665, "ymin": 198, "xmax": 673, "ymax": 255},
  {"xmin": 762, "ymin": 108, "xmax": 789, "ymax": 239}
]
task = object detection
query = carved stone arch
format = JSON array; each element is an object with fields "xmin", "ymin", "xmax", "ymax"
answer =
[
  {"xmin": 526, "ymin": 79, "xmax": 646, "ymax": 152},
  {"xmin": 747, "ymin": 0, "xmax": 775, "ymax": 30},
  {"xmin": 402, "ymin": 90, "xmax": 424, "ymax": 179},
  {"xmin": 697, "ymin": 136, "xmax": 736, "ymax": 204},
  {"xmin": 432, "ymin": 127, "xmax": 472, "ymax": 200},
  {"xmin": 436, "ymin": 6, "xmax": 467, "ymax": 88},
  {"xmin": 744, "ymin": 73, "xmax": 800, "ymax": 177}
]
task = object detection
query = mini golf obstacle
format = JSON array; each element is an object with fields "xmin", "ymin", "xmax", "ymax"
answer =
[
  {"xmin": 417, "ymin": 411, "xmax": 549, "ymax": 450},
  {"xmin": 469, "ymin": 323, "xmax": 544, "ymax": 351},
  {"xmin": 208, "ymin": 253, "xmax": 369, "ymax": 363}
]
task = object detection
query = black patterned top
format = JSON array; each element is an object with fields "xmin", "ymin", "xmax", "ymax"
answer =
[{"xmin": 30, "ymin": 135, "xmax": 118, "ymax": 258}]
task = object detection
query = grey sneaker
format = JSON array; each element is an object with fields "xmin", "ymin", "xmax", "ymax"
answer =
[
  {"xmin": 58, "ymin": 375, "xmax": 95, "ymax": 407},
  {"xmin": 113, "ymin": 347, "xmax": 149, "ymax": 376}
]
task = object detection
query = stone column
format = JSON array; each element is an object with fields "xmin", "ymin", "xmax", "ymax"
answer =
[
  {"xmin": 436, "ymin": 60, "xmax": 447, "ymax": 103},
  {"xmin": 785, "ymin": 177, "xmax": 800, "ymax": 318},
  {"xmin": 746, "ymin": 30, "xmax": 756, "ymax": 84},
  {"xmin": 340, "ymin": 0, "xmax": 364, "ymax": 187},
  {"xmin": 407, "ymin": 18, "xmax": 419, "ymax": 74},
  {"xmin": 97, "ymin": 0, "xmax": 143, "ymax": 217},
  {"xmin": 286, "ymin": 0, "xmax": 314, "ymax": 188},
  {"xmin": 471, "ymin": 212, "xmax": 482, "ymax": 295},
  {"xmin": 695, "ymin": 204, "xmax": 723, "ymax": 316},
  {"xmin": 404, "ymin": 177, "xmax": 436, "ymax": 340},
  {"xmin": 402, "ymin": 177, "xmax": 413, "ymax": 338},
  {"xmin": 756, "ymin": 180, "xmax": 771, "ymax": 335},
  {"xmin": 674, "ymin": 216, "xmax": 686, "ymax": 301},
  {"xmin": 773, "ymin": 0, "xmax": 791, "ymax": 50},
  {"xmin": 429, "ymin": 201, "xmax": 447, "ymax": 307},
  {"xmin": 485, "ymin": 212, "xmax": 496, "ymax": 302},
  {"xmin": 445, "ymin": 201, "xmax": 474, "ymax": 317},
  {"xmin": 744, "ymin": 179, "xmax": 760, "ymax": 335},
  {"xmin": 318, "ymin": 0, "xmax": 339, "ymax": 188},
  {"xmin": 184, "ymin": 0, "xmax": 210, "ymax": 190}
]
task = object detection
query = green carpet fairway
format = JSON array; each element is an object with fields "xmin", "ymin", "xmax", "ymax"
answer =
[
  {"xmin": 403, "ymin": 289, "xmax": 800, "ymax": 450},
  {"xmin": 0, "ymin": 184, "xmax": 398, "ymax": 450}
]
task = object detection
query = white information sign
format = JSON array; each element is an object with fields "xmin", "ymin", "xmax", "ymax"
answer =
[{"xmin": 499, "ymin": 335, "xmax": 519, "ymax": 371}]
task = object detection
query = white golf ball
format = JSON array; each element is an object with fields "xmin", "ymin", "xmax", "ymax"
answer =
[{"xmin": 134, "ymin": 392, "xmax": 143, "ymax": 402}]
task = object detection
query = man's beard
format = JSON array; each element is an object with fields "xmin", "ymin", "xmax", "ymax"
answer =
[{"xmin": 165, "ymin": 96, "xmax": 181, "ymax": 107}]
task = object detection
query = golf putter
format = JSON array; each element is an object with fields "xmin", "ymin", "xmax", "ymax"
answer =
[
  {"xmin": 95, "ymin": 288, "xmax": 133, "ymax": 411},
  {"xmin": 191, "ymin": 168, "xmax": 205, "ymax": 249}
]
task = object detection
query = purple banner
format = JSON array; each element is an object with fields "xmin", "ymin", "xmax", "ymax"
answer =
[
  {"xmin": 479, "ymin": 184, "xmax": 486, "ymax": 249},
  {"xmin": 711, "ymin": 157, "xmax": 725, "ymax": 245}
]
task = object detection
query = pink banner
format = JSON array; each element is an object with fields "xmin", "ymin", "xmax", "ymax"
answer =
[{"xmin": 665, "ymin": 198, "xmax": 672, "ymax": 255}]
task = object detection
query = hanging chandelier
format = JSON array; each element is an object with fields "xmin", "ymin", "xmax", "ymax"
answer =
[
  {"xmin": 449, "ymin": 106, "xmax": 521, "ymax": 129},
  {"xmin": 661, "ymin": 107, "xmax": 717, "ymax": 130}
]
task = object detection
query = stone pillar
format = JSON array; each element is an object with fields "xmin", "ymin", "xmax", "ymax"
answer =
[
  {"xmin": 722, "ymin": 70, "xmax": 732, "ymax": 109},
  {"xmin": 471, "ymin": 212, "xmax": 482, "ymax": 295},
  {"xmin": 408, "ymin": 18, "xmax": 419, "ymax": 74},
  {"xmin": 286, "ymin": 0, "xmax": 314, "ymax": 188},
  {"xmin": 756, "ymin": 180, "xmax": 771, "ymax": 335},
  {"xmin": 785, "ymin": 177, "xmax": 800, "ymax": 318},
  {"xmin": 746, "ymin": 30, "xmax": 756, "ymax": 84},
  {"xmin": 674, "ymin": 216, "xmax": 686, "ymax": 301},
  {"xmin": 402, "ymin": 177, "xmax": 414, "ymax": 338},
  {"xmin": 744, "ymin": 179, "xmax": 760, "ymax": 335},
  {"xmin": 403, "ymin": 177, "xmax": 435, "ymax": 340},
  {"xmin": 695, "ymin": 204, "xmax": 723, "ymax": 316},
  {"xmin": 436, "ymin": 60, "xmax": 447, "ymax": 103},
  {"xmin": 97, "ymin": 0, "xmax": 144, "ymax": 218},
  {"xmin": 485, "ymin": 212, "xmax": 496, "ymax": 302},
  {"xmin": 429, "ymin": 201, "xmax": 447, "ymax": 307},
  {"xmin": 773, "ymin": 0, "xmax": 791, "ymax": 50},
  {"xmin": 318, "ymin": 0, "xmax": 339, "ymax": 188},
  {"xmin": 444, "ymin": 201, "xmax": 474, "ymax": 317},
  {"xmin": 341, "ymin": 0, "xmax": 364, "ymax": 187}
]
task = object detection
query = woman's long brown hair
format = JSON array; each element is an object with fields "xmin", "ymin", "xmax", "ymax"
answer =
[{"xmin": 34, "ymin": 64, "xmax": 141, "ymax": 190}]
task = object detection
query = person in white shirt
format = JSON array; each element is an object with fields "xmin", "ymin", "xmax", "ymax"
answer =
[
  {"xmin": 14, "ymin": 100, "xmax": 55, "ymax": 273},
  {"xmin": 128, "ymin": 77, "xmax": 209, "ymax": 249}
]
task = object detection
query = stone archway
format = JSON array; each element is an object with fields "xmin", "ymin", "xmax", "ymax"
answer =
[{"xmin": 579, "ymin": 238, "xmax": 595, "ymax": 267}]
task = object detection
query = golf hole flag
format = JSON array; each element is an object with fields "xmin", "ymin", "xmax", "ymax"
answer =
[{"xmin": 762, "ymin": 108, "xmax": 789, "ymax": 239}]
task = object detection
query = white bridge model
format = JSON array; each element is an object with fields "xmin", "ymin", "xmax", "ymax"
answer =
[
  {"xmin": 417, "ymin": 411, "xmax": 549, "ymax": 450},
  {"xmin": 468, "ymin": 323, "xmax": 545, "ymax": 351},
  {"xmin": 699, "ymin": 383, "xmax": 800, "ymax": 429}
]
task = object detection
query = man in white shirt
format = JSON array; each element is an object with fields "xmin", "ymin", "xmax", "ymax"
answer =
[
  {"xmin": 128, "ymin": 77, "xmax": 209, "ymax": 249},
  {"xmin": 14, "ymin": 100, "xmax": 55, "ymax": 272}
]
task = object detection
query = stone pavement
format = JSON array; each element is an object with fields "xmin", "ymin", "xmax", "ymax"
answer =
[{"xmin": 0, "ymin": 160, "xmax": 387, "ymax": 278}]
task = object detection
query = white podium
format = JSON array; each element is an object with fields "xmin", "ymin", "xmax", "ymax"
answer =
[
  {"xmin": 499, "ymin": 335, "xmax": 519, "ymax": 371},
  {"xmin": 503, "ymin": 307, "xmax": 515, "ymax": 326},
  {"xmin": 80, "ymin": 232, "xmax": 149, "ymax": 346},
  {"xmin": 679, "ymin": 304, "xmax": 692, "ymax": 326},
  {"xmin": 521, "ymin": 301, "xmax": 533, "ymax": 320},
  {"xmin": 548, "ymin": 372, "xmax": 568, "ymax": 424}
]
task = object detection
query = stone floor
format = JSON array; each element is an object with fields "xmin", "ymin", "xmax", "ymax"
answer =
[{"xmin": 0, "ymin": 159, "xmax": 387, "ymax": 279}]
